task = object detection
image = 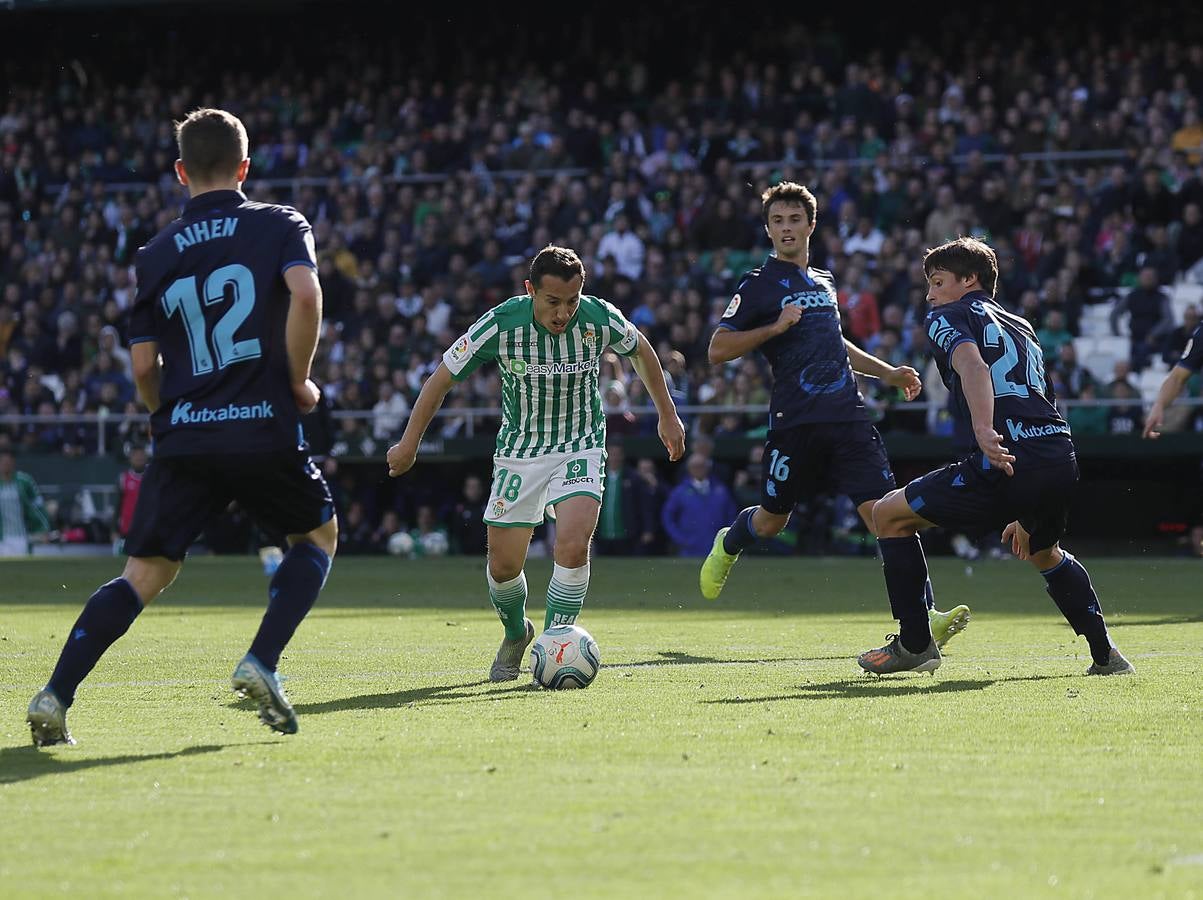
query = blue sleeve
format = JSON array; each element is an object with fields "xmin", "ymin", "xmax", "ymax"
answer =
[
  {"xmin": 279, "ymin": 209, "xmax": 317, "ymax": 275},
  {"xmin": 660, "ymin": 487, "xmax": 686, "ymax": 545},
  {"xmin": 715, "ymin": 277, "xmax": 769, "ymax": 333},
  {"xmin": 926, "ymin": 305, "xmax": 976, "ymax": 366},
  {"xmin": 1178, "ymin": 324, "xmax": 1203, "ymax": 372},
  {"xmin": 127, "ymin": 248, "xmax": 158, "ymax": 344}
]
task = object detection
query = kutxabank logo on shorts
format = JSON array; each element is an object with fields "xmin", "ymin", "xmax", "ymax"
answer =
[{"xmin": 170, "ymin": 399, "xmax": 273, "ymax": 425}]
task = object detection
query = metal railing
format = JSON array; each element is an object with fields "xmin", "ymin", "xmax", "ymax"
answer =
[{"xmin": 3, "ymin": 396, "xmax": 1200, "ymax": 455}]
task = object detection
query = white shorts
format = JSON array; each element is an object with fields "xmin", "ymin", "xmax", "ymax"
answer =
[
  {"xmin": 484, "ymin": 447, "xmax": 607, "ymax": 527},
  {"xmin": 0, "ymin": 536, "xmax": 29, "ymax": 557}
]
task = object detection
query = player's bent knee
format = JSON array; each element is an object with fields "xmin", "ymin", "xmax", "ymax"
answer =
[
  {"xmin": 753, "ymin": 509, "xmax": 788, "ymax": 538},
  {"xmin": 296, "ymin": 516, "xmax": 339, "ymax": 559},
  {"xmin": 122, "ymin": 556, "xmax": 182, "ymax": 606}
]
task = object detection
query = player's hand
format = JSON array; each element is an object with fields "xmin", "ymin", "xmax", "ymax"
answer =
[
  {"xmin": 386, "ymin": 440, "xmax": 417, "ymax": 478},
  {"xmin": 292, "ymin": 379, "xmax": 320, "ymax": 414},
  {"xmin": 658, "ymin": 413, "xmax": 686, "ymax": 461},
  {"xmin": 1143, "ymin": 403, "xmax": 1164, "ymax": 439},
  {"xmin": 885, "ymin": 365, "xmax": 923, "ymax": 401},
  {"xmin": 975, "ymin": 425, "xmax": 1016, "ymax": 476},
  {"xmin": 772, "ymin": 304, "xmax": 803, "ymax": 335},
  {"xmin": 1001, "ymin": 520, "xmax": 1032, "ymax": 560}
]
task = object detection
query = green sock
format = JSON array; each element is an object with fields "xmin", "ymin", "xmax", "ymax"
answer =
[
  {"xmin": 488, "ymin": 570, "xmax": 528, "ymax": 640},
  {"xmin": 545, "ymin": 562, "xmax": 588, "ymax": 630}
]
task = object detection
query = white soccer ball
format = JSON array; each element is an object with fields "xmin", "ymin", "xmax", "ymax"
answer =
[
  {"xmin": 387, "ymin": 530, "xmax": 415, "ymax": 557},
  {"xmin": 419, "ymin": 530, "xmax": 449, "ymax": 557},
  {"xmin": 530, "ymin": 624, "xmax": 600, "ymax": 689}
]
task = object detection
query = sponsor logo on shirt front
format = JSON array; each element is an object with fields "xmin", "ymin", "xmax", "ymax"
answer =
[
  {"xmin": 779, "ymin": 290, "xmax": 837, "ymax": 311},
  {"xmin": 509, "ymin": 359, "xmax": 598, "ymax": 376}
]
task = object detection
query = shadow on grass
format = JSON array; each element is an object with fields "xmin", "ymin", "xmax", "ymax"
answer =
[
  {"xmin": 703, "ymin": 673, "xmax": 1077, "ymax": 703},
  {"xmin": 617, "ymin": 651, "xmax": 848, "ymax": 668},
  {"xmin": 1114, "ymin": 616, "xmax": 1203, "ymax": 627},
  {"xmin": 0, "ymin": 742, "xmax": 233, "ymax": 785},
  {"xmin": 289, "ymin": 679, "xmax": 534, "ymax": 715}
]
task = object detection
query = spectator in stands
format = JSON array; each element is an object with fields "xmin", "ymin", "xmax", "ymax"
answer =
[
  {"xmin": 1037, "ymin": 310, "xmax": 1074, "ymax": 365},
  {"xmin": 1067, "ymin": 382, "xmax": 1108, "ymax": 436},
  {"xmin": 450, "ymin": 474, "xmax": 488, "ymax": 555},
  {"xmin": 1111, "ymin": 267, "xmax": 1175, "ymax": 370},
  {"xmin": 114, "ymin": 444, "xmax": 146, "ymax": 553},
  {"xmin": 0, "ymin": 449, "xmax": 52, "ymax": 556},
  {"xmin": 1164, "ymin": 304, "xmax": 1201, "ymax": 366},
  {"xmin": 660, "ymin": 453, "xmax": 737, "ymax": 556},
  {"xmin": 1179, "ymin": 203, "xmax": 1203, "ymax": 278}
]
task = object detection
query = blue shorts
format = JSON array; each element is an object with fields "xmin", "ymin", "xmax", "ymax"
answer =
[
  {"xmin": 760, "ymin": 421, "xmax": 896, "ymax": 515},
  {"xmin": 124, "ymin": 451, "xmax": 335, "ymax": 561},
  {"xmin": 904, "ymin": 453, "xmax": 1078, "ymax": 552}
]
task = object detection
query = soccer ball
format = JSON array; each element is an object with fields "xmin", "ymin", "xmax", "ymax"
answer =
[
  {"xmin": 419, "ymin": 530, "xmax": 449, "ymax": 557},
  {"xmin": 530, "ymin": 624, "xmax": 600, "ymax": 689},
  {"xmin": 387, "ymin": 530, "xmax": 415, "ymax": 557}
]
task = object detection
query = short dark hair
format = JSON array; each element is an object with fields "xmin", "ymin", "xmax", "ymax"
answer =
[
  {"xmin": 761, "ymin": 182, "xmax": 817, "ymax": 225},
  {"xmin": 529, "ymin": 245, "xmax": 585, "ymax": 288},
  {"xmin": 174, "ymin": 108, "xmax": 248, "ymax": 183},
  {"xmin": 923, "ymin": 237, "xmax": 999, "ymax": 297}
]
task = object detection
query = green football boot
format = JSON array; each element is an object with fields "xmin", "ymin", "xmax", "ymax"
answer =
[
  {"xmin": 700, "ymin": 528, "xmax": 740, "ymax": 600},
  {"xmin": 928, "ymin": 604, "xmax": 971, "ymax": 649}
]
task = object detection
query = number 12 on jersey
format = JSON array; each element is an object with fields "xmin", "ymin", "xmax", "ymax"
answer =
[{"xmin": 162, "ymin": 263, "xmax": 261, "ymax": 376}]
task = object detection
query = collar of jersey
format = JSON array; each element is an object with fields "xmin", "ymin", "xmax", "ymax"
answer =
[
  {"xmin": 527, "ymin": 295, "xmax": 581, "ymax": 336},
  {"xmin": 765, "ymin": 255, "xmax": 813, "ymax": 283},
  {"xmin": 942, "ymin": 289, "xmax": 992, "ymax": 310},
  {"xmin": 184, "ymin": 189, "xmax": 247, "ymax": 213}
]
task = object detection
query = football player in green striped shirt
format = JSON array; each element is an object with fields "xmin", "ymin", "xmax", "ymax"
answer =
[{"xmin": 387, "ymin": 245, "xmax": 686, "ymax": 681}]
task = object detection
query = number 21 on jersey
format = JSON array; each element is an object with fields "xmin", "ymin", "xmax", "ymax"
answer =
[{"xmin": 162, "ymin": 263, "xmax": 262, "ymax": 376}]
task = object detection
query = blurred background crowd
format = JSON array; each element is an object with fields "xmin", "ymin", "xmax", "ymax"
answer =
[{"xmin": 2, "ymin": 3, "xmax": 1203, "ymax": 555}]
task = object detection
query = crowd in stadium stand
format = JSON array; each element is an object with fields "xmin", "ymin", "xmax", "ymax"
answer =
[{"xmin": 2, "ymin": 9, "xmax": 1203, "ymax": 552}]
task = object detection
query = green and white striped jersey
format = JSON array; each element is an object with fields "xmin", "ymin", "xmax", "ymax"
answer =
[{"xmin": 442, "ymin": 294, "xmax": 641, "ymax": 458}]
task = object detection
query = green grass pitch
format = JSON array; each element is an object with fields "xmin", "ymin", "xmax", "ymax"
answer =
[{"xmin": 2, "ymin": 555, "xmax": 1202, "ymax": 898}]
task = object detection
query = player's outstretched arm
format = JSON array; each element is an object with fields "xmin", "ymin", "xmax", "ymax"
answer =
[
  {"xmin": 708, "ymin": 305, "xmax": 802, "ymax": 364},
  {"xmin": 630, "ymin": 333, "xmax": 685, "ymax": 461},
  {"xmin": 285, "ymin": 266, "xmax": 323, "ymax": 414},
  {"xmin": 130, "ymin": 341, "xmax": 162, "ymax": 413},
  {"xmin": 951, "ymin": 342, "xmax": 1016, "ymax": 475},
  {"xmin": 387, "ymin": 363, "xmax": 455, "ymax": 477},
  {"xmin": 843, "ymin": 338, "xmax": 922, "ymax": 400},
  {"xmin": 1144, "ymin": 366, "xmax": 1191, "ymax": 438}
]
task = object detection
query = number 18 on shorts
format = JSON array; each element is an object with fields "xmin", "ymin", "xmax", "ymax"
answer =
[{"xmin": 484, "ymin": 447, "xmax": 607, "ymax": 527}]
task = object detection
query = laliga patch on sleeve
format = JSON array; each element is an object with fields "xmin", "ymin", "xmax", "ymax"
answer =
[
  {"xmin": 1184, "ymin": 337, "xmax": 1194, "ymax": 360},
  {"xmin": 722, "ymin": 293, "xmax": 741, "ymax": 318},
  {"xmin": 449, "ymin": 335, "xmax": 470, "ymax": 362}
]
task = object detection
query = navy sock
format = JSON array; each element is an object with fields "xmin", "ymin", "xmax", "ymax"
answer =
[
  {"xmin": 722, "ymin": 507, "xmax": 760, "ymax": 555},
  {"xmin": 248, "ymin": 542, "xmax": 331, "ymax": 671},
  {"xmin": 879, "ymin": 536, "xmax": 932, "ymax": 653},
  {"xmin": 47, "ymin": 578, "xmax": 144, "ymax": 707},
  {"xmin": 1041, "ymin": 551, "xmax": 1112, "ymax": 666}
]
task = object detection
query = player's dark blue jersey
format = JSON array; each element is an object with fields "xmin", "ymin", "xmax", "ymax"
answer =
[
  {"xmin": 128, "ymin": 189, "xmax": 316, "ymax": 457},
  {"xmin": 926, "ymin": 290, "xmax": 1072, "ymax": 467},
  {"xmin": 1176, "ymin": 323, "xmax": 1203, "ymax": 372},
  {"xmin": 716, "ymin": 256, "xmax": 866, "ymax": 429}
]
